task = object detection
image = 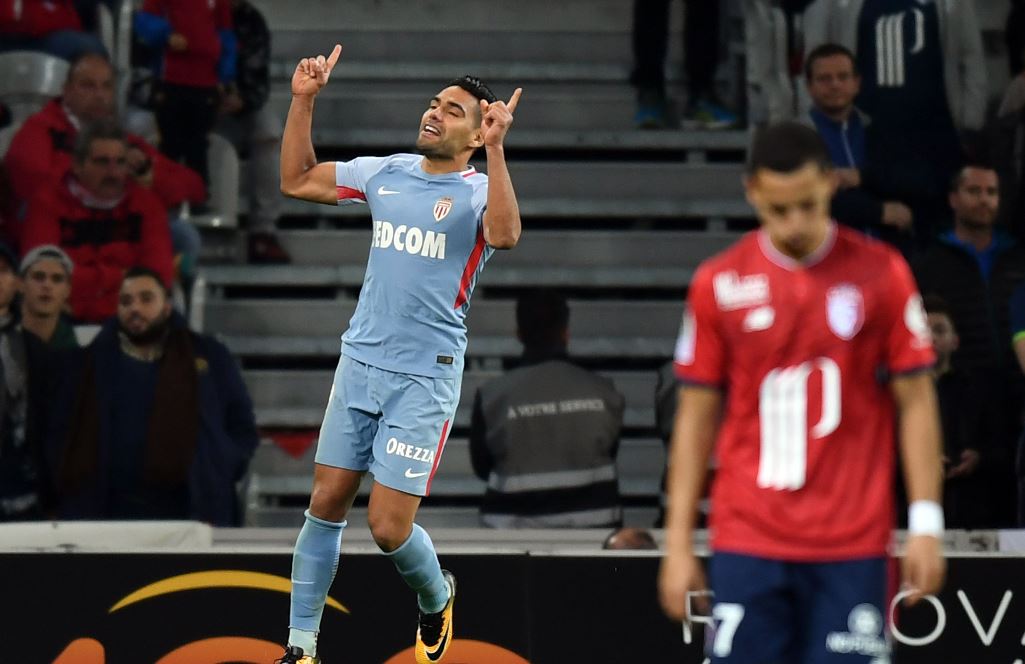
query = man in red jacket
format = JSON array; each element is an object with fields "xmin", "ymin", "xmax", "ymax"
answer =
[
  {"xmin": 20, "ymin": 120, "xmax": 174, "ymax": 323},
  {"xmin": 4, "ymin": 53, "xmax": 206, "ymax": 231},
  {"xmin": 135, "ymin": 0, "xmax": 236, "ymax": 188}
]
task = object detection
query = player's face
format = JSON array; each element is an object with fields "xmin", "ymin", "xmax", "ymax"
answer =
[
  {"xmin": 63, "ymin": 55, "xmax": 115, "ymax": 123},
  {"xmin": 415, "ymin": 86, "xmax": 484, "ymax": 160},
  {"xmin": 927, "ymin": 312, "xmax": 958, "ymax": 359},
  {"xmin": 117, "ymin": 276, "xmax": 172, "ymax": 344},
  {"xmin": 746, "ymin": 163, "xmax": 837, "ymax": 260},
  {"xmin": 950, "ymin": 167, "xmax": 999, "ymax": 231},
  {"xmin": 21, "ymin": 259, "xmax": 70, "ymax": 318},
  {"xmin": 807, "ymin": 55, "xmax": 860, "ymax": 116}
]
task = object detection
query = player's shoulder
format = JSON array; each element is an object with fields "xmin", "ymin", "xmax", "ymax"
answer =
[
  {"xmin": 347, "ymin": 153, "xmax": 416, "ymax": 174},
  {"xmin": 692, "ymin": 231, "xmax": 762, "ymax": 283},
  {"xmin": 461, "ymin": 165, "xmax": 488, "ymax": 185},
  {"xmin": 834, "ymin": 225, "xmax": 909, "ymax": 274}
]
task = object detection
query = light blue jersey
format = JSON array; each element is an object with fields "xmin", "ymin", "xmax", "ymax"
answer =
[{"xmin": 335, "ymin": 154, "xmax": 492, "ymax": 378}]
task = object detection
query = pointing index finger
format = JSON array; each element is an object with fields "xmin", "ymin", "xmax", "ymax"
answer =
[
  {"xmin": 506, "ymin": 87, "xmax": 523, "ymax": 113},
  {"xmin": 326, "ymin": 44, "xmax": 343, "ymax": 70}
]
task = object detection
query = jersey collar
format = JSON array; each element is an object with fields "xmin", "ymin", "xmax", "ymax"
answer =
[
  {"xmin": 757, "ymin": 221, "xmax": 838, "ymax": 271},
  {"xmin": 415, "ymin": 159, "xmax": 478, "ymax": 181}
]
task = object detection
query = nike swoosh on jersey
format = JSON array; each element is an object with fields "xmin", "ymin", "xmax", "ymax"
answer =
[
  {"xmin": 378, "ymin": 186, "xmax": 401, "ymax": 195},
  {"xmin": 405, "ymin": 469, "xmax": 429, "ymax": 479}
]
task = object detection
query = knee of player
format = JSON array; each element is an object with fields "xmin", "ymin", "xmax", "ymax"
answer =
[
  {"xmin": 367, "ymin": 508, "xmax": 413, "ymax": 552},
  {"xmin": 308, "ymin": 485, "xmax": 351, "ymax": 522}
]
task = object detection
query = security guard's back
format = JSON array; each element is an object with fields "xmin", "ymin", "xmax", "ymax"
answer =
[{"xmin": 469, "ymin": 290, "xmax": 625, "ymax": 528}]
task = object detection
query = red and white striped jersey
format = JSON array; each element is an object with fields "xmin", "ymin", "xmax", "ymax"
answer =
[{"xmin": 675, "ymin": 223, "xmax": 935, "ymax": 560}]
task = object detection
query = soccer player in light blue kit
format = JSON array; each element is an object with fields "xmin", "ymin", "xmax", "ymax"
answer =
[{"xmin": 275, "ymin": 45, "xmax": 522, "ymax": 664}]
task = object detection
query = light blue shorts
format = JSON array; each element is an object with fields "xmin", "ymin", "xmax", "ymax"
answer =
[{"xmin": 315, "ymin": 355, "xmax": 459, "ymax": 496}]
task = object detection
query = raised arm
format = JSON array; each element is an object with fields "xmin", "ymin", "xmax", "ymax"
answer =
[
  {"xmin": 480, "ymin": 88, "xmax": 523, "ymax": 249},
  {"xmin": 280, "ymin": 44, "xmax": 342, "ymax": 205}
]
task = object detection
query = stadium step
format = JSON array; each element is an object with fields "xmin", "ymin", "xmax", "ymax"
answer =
[
  {"xmin": 204, "ymin": 299, "xmax": 683, "ymax": 360},
  {"xmin": 265, "ymin": 161, "xmax": 748, "ymax": 221},
  {"xmin": 199, "ymin": 229, "xmax": 740, "ymax": 288},
  {"xmin": 244, "ymin": 368, "xmax": 660, "ymax": 430}
]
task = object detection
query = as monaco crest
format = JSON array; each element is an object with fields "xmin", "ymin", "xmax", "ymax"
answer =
[
  {"xmin": 826, "ymin": 284, "xmax": 864, "ymax": 340},
  {"xmin": 433, "ymin": 197, "xmax": 453, "ymax": 222}
]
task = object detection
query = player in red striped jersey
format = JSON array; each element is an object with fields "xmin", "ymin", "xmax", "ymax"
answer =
[{"xmin": 658, "ymin": 122, "xmax": 946, "ymax": 664}]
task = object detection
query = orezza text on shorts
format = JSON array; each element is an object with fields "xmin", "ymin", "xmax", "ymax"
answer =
[{"xmin": 385, "ymin": 437, "xmax": 436, "ymax": 464}]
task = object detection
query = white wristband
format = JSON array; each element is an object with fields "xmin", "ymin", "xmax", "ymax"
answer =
[{"xmin": 908, "ymin": 500, "xmax": 944, "ymax": 537}]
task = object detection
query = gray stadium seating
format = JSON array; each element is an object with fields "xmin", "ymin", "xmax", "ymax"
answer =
[
  {"xmin": 201, "ymin": 229, "xmax": 740, "ymax": 288},
  {"xmin": 207, "ymin": 299, "xmax": 684, "ymax": 360},
  {"xmin": 244, "ymin": 369, "xmax": 658, "ymax": 429}
]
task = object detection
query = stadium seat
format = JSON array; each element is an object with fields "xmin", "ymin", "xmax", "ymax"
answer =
[
  {"xmin": 243, "ymin": 368, "xmax": 659, "ymax": 430},
  {"xmin": 189, "ymin": 133, "xmax": 239, "ymax": 229},
  {"xmin": 0, "ymin": 51, "xmax": 68, "ymax": 123}
]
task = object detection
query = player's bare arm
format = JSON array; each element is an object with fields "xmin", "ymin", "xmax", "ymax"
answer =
[
  {"xmin": 480, "ymin": 88, "xmax": 523, "ymax": 249},
  {"xmin": 280, "ymin": 43, "xmax": 343, "ymax": 205},
  {"xmin": 658, "ymin": 385, "xmax": 720, "ymax": 622},
  {"xmin": 891, "ymin": 371, "xmax": 947, "ymax": 606}
]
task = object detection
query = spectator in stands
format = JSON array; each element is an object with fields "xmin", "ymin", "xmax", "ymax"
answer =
[
  {"xmin": 4, "ymin": 54, "xmax": 202, "ymax": 300},
  {"xmin": 914, "ymin": 165, "xmax": 1025, "ymax": 374},
  {"xmin": 603, "ymin": 527, "xmax": 658, "ymax": 550},
  {"xmin": 915, "ymin": 164, "xmax": 1025, "ymax": 527},
  {"xmin": 0, "ymin": 0, "xmax": 105, "ymax": 60},
  {"xmin": 925, "ymin": 295, "xmax": 994, "ymax": 529},
  {"xmin": 21, "ymin": 120, "xmax": 174, "ymax": 323},
  {"xmin": 135, "ymin": 0, "xmax": 236, "ymax": 189},
  {"xmin": 4, "ymin": 53, "xmax": 206, "ymax": 237},
  {"xmin": 804, "ymin": 43, "xmax": 913, "ymax": 243},
  {"xmin": 631, "ymin": 0, "xmax": 737, "ymax": 129},
  {"xmin": 0, "ymin": 242, "xmax": 57, "ymax": 521},
  {"xmin": 804, "ymin": 0, "xmax": 985, "ymax": 242},
  {"xmin": 19, "ymin": 245, "xmax": 78, "ymax": 350},
  {"xmin": 215, "ymin": 0, "xmax": 288, "ymax": 263},
  {"xmin": 743, "ymin": 0, "xmax": 818, "ymax": 125},
  {"xmin": 470, "ymin": 290, "xmax": 625, "ymax": 528},
  {"xmin": 53, "ymin": 267, "xmax": 258, "ymax": 525}
]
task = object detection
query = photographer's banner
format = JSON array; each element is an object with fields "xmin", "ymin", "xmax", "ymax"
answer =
[{"xmin": 2, "ymin": 553, "xmax": 1023, "ymax": 663}]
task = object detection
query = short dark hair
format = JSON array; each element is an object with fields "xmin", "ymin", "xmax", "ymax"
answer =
[
  {"xmin": 805, "ymin": 43, "xmax": 858, "ymax": 81},
  {"xmin": 122, "ymin": 265, "xmax": 170, "ymax": 295},
  {"xmin": 747, "ymin": 121, "xmax": 833, "ymax": 175},
  {"xmin": 949, "ymin": 162, "xmax": 998, "ymax": 192},
  {"xmin": 922, "ymin": 294, "xmax": 952, "ymax": 320},
  {"xmin": 447, "ymin": 75, "xmax": 498, "ymax": 105},
  {"xmin": 73, "ymin": 118, "xmax": 125, "ymax": 164},
  {"xmin": 516, "ymin": 289, "xmax": 569, "ymax": 349}
]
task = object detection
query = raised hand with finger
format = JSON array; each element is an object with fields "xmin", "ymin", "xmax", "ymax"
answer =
[
  {"xmin": 291, "ymin": 44, "xmax": 343, "ymax": 97},
  {"xmin": 480, "ymin": 87, "xmax": 523, "ymax": 148}
]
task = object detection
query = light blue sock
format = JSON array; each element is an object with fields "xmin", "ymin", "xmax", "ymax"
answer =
[
  {"xmin": 288, "ymin": 510, "xmax": 346, "ymax": 656},
  {"xmin": 382, "ymin": 523, "xmax": 450, "ymax": 613}
]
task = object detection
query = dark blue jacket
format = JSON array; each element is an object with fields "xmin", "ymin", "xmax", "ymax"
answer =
[
  {"xmin": 52, "ymin": 316, "xmax": 258, "ymax": 525},
  {"xmin": 809, "ymin": 107, "xmax": 886, "ymax": 230},
  {"xmin": 809, "ymin": 107, "xmax": 867, "ymax": 169}
]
